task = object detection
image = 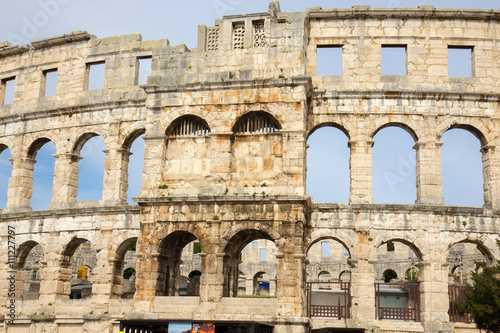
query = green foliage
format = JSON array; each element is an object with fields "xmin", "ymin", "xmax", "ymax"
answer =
[
  {"xmin": 127, "ymin": 242, "xmax": 136, "ymax": 251},
  {"xmin": 458, "ymin": 241, "xmax": 500, "ymax": 333},
  {"xmin": 193, "ymin": 242, "xmax": 202, "ymax": 254},
  {"xmin": 158, "ymin": 184, "xmax": 168, "ymax": 189}
]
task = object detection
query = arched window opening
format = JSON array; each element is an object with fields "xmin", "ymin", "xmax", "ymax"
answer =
[
  {"xmin": 167, "ymin": 116, "xmax": 210, "ymax": 137},
  {"xmin": 30, "ymin": 140, "xmax": 56, "ymax": 210},
  {"xmin": 383, "ymin": 269, "xmax": 398, "ymax": 283},
  {"xmin": 307, "ymin": 126, "xmax": 349, "ymax": 203},
  {"xmin": 62, "ymin": 239, "xmax": 97, "ymax": 300},
  {"xmin": 178, "ymin": 241, "xmax": 202, "ymax": 296},
  {"xmin": 447, "ymin": 242, "xmax": 488, "ymax": 285},
  {"xmin": 224, "ymin": 232, "xmax": 278, "ymax": 298},
  {"xmin": 441, "ymin": 128, "xmax": 483, "ymax": 207},
  {"xmin": 157, "ymin": 232, "xmax": 202, "ymax": 297},
  {"xmin": 76, "ymin": 135, "xmax": 106, "ymax": 201},
  {"xmin": 112, "ymin": 238, "xmax": 137, "ymax": 299},
  {"xmin": 16, "ymin": 242, "xmax": 44, "ymax": 301},
  {"xmin": 372, "ymin": 126, "xmax": 416, "ymax": 204},
  {"xmin": 233, "ymin": 111, "xmax": 280, "ymax": 134},
  {"xmin": 306, "ymin": 238, "xmax": 351, "ymax": 317},
  {"xmin": 307, "ymin": 239, "xmax": 350, "ymax": 282},
  {"xmin": 374, "ymin": 240, "xmax": 421, "ymax": 321},
  {"xmin": 0, "ymin": 146, "xmax": 12, "ymax": 209},
  {"xmin": 126, "ymin": 133, "xmax": 145, "ymax": 204},
  {"xmin": 375, "ymin": 240, "xmax": 420, "ymax": 283},
  {"xmin": 447, "ymin": 241, "xmax": 489, "ymax": 323},
  {"xmin": 339, "ymin": 270, "xmax": 351, "ymax": 282}
]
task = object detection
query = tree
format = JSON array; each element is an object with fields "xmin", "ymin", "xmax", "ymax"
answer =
[{"xmin": 459, "ymin": 244, "xmax": 500, "ymax": 333}]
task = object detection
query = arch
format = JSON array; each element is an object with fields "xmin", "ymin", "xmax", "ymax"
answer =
[
  {"xmin": 441, "ymin": 128, "xmax": 483, "ymax": 207},
  {"xmin": 383, "ymin": 269, "xmax": 398, "ymax": 283},
  {"xmin": 122, "ymin": 128, "xmax": 146, "ymax": 150},
  {"xmin": 372, "ymin": 126, "xmax": 417, "ymax": 204},
  {"xmin": 307, "ymin": 125, "xmax": 350, "ymax": 203},
  {"xmin": 16, "ymin": 240, "xmax": 41, "ymax": 270},
  {"xmin": 27, "ymin": 137, "xmax": 54, "ymax": 158},
  {"xmin": 377, "ymin": 239, "xmax": 423, "ymax": 261},
  {"xmin": 307, "ymin": 122, "xmax": 350, "ymax": 140},
  {"xmin": 447, "ymin": 239, "xmax": 494, "ymax": 266},
  {"xmin": 188, "ymin": 270, "xmax": 202, "ymax": 279},
  {"xmin": 156, "ymin": 231, "xmax": 200, "ymax": 296},
  {"xmin": 166, "ymin": 115, "xmax": 210, "ymax": 137},
  {"xmin": 73, "ymin": 132, "xmax": 103, "ymax": 155},
  {"xmin": 339, "ymin": 270, "xmax": 351, "ymax": 282},
  {"xmin": 439, "ymin": 123, "xmax": 488, "ymax": 147},
  {"xmin": 123, "ymin": 267, "xmax": 136, "ymax": 280},
  {"xmin": 223, "ymin": 229, "xmax": 275, "ymax": 258},
  {"xmin": 62, "ymin": 238, "xmax": 89, "ymax": 259},
  {"xmin": 306, "ymin": 236, "xmax": 351, "ymax": 257},
  {"xmin": 116, "ymin": 237, "xmax": 138, "ymax": 260},
  {"xmin": 371, "ymin": 122, "xmax": 418, "ymax": 142},
  {"xmin": 232, "ymin": 111, "xmax": 281, "ymax": 134}
]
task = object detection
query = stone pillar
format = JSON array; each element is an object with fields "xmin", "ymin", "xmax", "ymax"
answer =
[
  {"xmin": 348, "ymin": 140, "xmax": 373, "ymax": 204},
  {"xmin": 134, "ymin": 238, "xmax": 160, "ymax": 302},
  {"xmin": 50, "ymin": 153, "xmax": 80, "ymax": 209},
  {"xmin": 140, "ymin": 135, "xmax": 166, "ymax": 197},
  {"xmin": 90, "ymin": 236, "xmax": 112, "ymax": 309},
  {"xmin": 4, "ymin": 157, "xmax": 35, "ymax": 212},
  {"xmin": 245, "ymin": 278, "xmax": 253, "ymax": 295},
  {"xmin": 38, "ymin": 257, "xmax": 71, "ymax": 303},
  {"xmin": 415, "ymin": 141, "xmax": 445, "ymax": 205},
  {"xmin": 270, "ymin": 277, "xmax": 277, "ymax": 296},
  {"xmin": 481, "ymin": 145, "xmax": 500, "ymax": 210},
  {"xmin": 199, "ymin": 253, "xmax": 225, "ymax": 318},
  {"xmin": 102, "ymin": 148, "xmax": 131, "ymax": 205},
  {"xmin": 417, "ymin": 259, "xmax": 453, "ymax": 333},
  {"xmin": 349, "ymin": 258, "xmax": 376, "ymax": 324},
  {"xmin": 276, "ymin": 252, "xmax": 307, "ymax": 317}
]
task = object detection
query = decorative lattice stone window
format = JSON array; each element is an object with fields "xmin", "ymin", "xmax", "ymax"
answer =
[
  {"xmin": 167, "ymin": 116, "xmax": 211, "ymax": 137},
  {"xmin": 233, "ymin": 22, "xmax": 245, "ymax": 49},
  {"xmin": 253, "ymin": 20, "xmax": 266, "ymax": 48},
  {"xmin": 207, "ymin": 27, "xmax": 219, "ymax": 51},
  {"xmin": 233, "ymin": 111, "xmax": 281, "ymax": 134}
]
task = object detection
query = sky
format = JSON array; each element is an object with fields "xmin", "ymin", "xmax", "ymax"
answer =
[{"xmin": 0, "ymin": 0, "xmax": 495, "ymax": 210}]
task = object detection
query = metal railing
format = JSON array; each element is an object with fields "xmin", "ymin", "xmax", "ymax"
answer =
[
  {"xmin": 375, "ymin": 282, "xmax": 420, "ymax": 321},
  {"xmin": 448, "ymin": 284, "xmax": 473, "ymax": 323},
  {"xmin": 306, "ymin": 281, "xmax": 351, "ymax": 318}
]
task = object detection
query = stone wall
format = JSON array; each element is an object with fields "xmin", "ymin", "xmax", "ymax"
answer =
[{"xmin": 0, "ymin": 2, "xmax": 499, "ymax": 333}]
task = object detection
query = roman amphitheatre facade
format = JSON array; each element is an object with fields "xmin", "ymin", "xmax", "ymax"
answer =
[{"xmin": 0, "ymin": 1, "xmax": 499, "ymax": 333}]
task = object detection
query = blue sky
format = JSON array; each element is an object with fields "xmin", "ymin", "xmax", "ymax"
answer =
[{"xmin": 0, "ymin": 0, "xmax": 495, "ymax": 209}]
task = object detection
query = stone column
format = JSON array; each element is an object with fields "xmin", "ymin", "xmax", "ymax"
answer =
[
  {"xmin": 4, "ymin": 157, "xmax": 35, "ymax": 212},
  {"xmin": 49, "ymin": 153, "xmax": 80, "ymax": 209},
  {"xmin": 89, "ymin": 235, "xmax": 112, "ymax": 310},
  {"xmin": 348, "ymin": 140, "xmax": 374, "ymax": 204},
  {"xmin": 102, "ymin": 148, "xmax": 131, "ymax": 205},
  {"xmin": 414, "ymin": 141, "xmax": 445, "ymax": 205},
  {"xmin": 38, "ymin": 256, "xmax": 72, "ymax": 303},
  {"xmin": 349, "ymin": 258, "xmax": 376, "ymax": 324},
  {"xmin": 134, "ymin": 236, "xmax": 160, "ymax": 302},
  {"xmin": 417, "ymin": 259, "xmax": 453, "ymax": 333},
  {"xmin": 276, "ymin": 252, "xmax": 307, "ymax": 317},
  {"xmin": 140, "ymin": 135, "xmax": 166, "ymax": 197},
  {"xmin": 199, "ymin": 253, "xmax": 225, "ymax": 318},
  {"xmin": 481, "ymin": 145, "xmax": 500, "ymax": 210},
  {"xmin": 245, "ymin": 278, "xmax": 253, "ymax": 295}
]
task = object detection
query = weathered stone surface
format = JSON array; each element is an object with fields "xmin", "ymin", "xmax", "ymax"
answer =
[{"xmin": 0, "ymin": 2, "xmax": 498, "ymax": 333}]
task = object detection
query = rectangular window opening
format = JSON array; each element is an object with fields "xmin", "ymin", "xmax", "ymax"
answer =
[
  {"xmin": 316, "ymin": 45, "xmax": 342, "ymax": 76},
  {"xmin": 233, "ymin": 22, "xmax": 245, "ymax": 49},
  {"xmin": 43, "ymin": 69, "xmax": 59, "ymax": 97},
  {"xmin": 321, "ymin": 241, "xmax": 331, "ymax": 257},
  {"xmin": 253, "ymin": 241, "xmax": 258, "ymax": 248},
  {"xmin": 137, "ymin": 56, "xmax": 152, "ymax": 85},
  {"xmin": 86, "ymin": 61, "xmax": 105, "ymax": 90},
  {"xmin": 448, "ymin": 46, "xmax": 473, "ymax": 77},
  {"xmin": 260, "ymin": 248, "xmax": 267, "ymax": 261},
  {"xmin": 381, "ymin": 45, "xmax": 407, "ymax": 75},
  {"xmin": 1, "ymin": 77, "xmax": 15, "ymax": 105}
]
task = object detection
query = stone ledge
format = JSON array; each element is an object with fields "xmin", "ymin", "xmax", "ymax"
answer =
[{"xmin": 0, "ymin": 205, "xmax": 140, "ymax": 220}]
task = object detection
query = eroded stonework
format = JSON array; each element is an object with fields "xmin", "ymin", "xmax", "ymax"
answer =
[{"xmin": 0, "ymin": 1, "xmax": 499, "ymax": 333}]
